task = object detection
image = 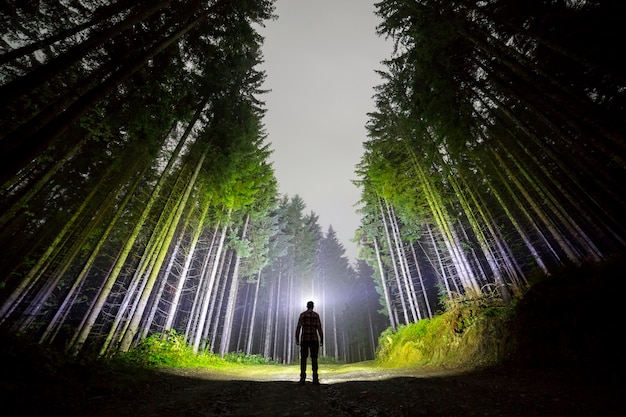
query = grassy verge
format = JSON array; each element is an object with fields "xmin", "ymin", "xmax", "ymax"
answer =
[
  {"xmin": 376, "ymin": 291, "xmax": 513, "ymax": 369},
  {"xmin": 375, "ymin": 257, "xmax": 626, "ymax": 374}
]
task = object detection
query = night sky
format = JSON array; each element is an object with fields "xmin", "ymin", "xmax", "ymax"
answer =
[{"xmin": 258, "ymin": 0, "xmax": 392, "ymax": 262}]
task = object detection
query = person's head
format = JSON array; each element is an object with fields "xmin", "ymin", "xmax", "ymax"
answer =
[{"xmin": 306, "ymin": 301, "xmax": 314, "ymax": 310}]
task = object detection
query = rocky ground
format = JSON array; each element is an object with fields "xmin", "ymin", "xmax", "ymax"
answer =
[{"xmin": 7, "ymin": 363, "xmax": 623, "ymax": 417}]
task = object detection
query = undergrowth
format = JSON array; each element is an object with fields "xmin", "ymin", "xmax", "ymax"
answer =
[
  {"xmin": 375, "ymin": 257, "xmax": 626, "ymax": 372},
  {"xmin": 122, "ymin": 329, "xmax": 275, "ymax": 368},
  {"xmin": 376, "ymin": 287, "xmax": 515, "ymax": 368}
]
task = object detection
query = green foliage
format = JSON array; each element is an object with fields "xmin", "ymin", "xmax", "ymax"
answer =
[
  {"xmin": 376, "ymin": 292, "xmax": 513, "ymax": 368},
  {"xmin": 223, "ymin": 351, "xmax": 273, "ymax": 365},
  {"xmin": 79, "ymin": 107, "xmax": 113, "ymax": 142},
  {"xmin": 124, "ymin": 330, "xmax": 222, "ymax": 368},
  {"xmin": 123, "ymin": 331, "xmax": 278, "ymax": 369},
  {"xmin": 124, "ymin": 330, "xmax": 188, "ymax": 367}
]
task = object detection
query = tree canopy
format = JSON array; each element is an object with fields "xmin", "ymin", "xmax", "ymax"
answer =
[{"xmin": 355, "ymin": 0, "xmax": 626, "ymax": 329}]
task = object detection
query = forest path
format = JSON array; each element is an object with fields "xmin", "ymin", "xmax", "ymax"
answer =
[{"xmin": 83, "ymin": 363, "xmax": 623, "ymax": 417}]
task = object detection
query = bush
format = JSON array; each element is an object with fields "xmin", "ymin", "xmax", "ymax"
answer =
[
  {"xmin": 124, "ymin": 331, "xmax": 281, "ymax": 369},
  {"xmin": 223, "ymin": 351, "xmax": 273, "ymax": 365},
  {"xmin": 125, "ymin": 330, "xmax": 216, "ymax": 367}
]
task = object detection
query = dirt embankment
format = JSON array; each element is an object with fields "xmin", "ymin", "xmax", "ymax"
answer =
[{"xmin": 4, "ymin": 364, "xmax": 623, "ymax": 417}]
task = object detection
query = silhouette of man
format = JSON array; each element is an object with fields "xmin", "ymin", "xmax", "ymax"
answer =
[{"xmin": 295, "ymin": 300, "xmax": 323, "ymax": 384}]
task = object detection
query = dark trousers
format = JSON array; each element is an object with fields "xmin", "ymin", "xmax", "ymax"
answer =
[{"xmin": 299, "ymin": 341, "xmax": 319, "ymax": 379}]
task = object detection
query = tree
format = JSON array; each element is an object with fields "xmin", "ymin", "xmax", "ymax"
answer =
[
  {"xmin": 355, "ymin": 0, "xmax": 626, "ymax": 327},
  {"xmin": 0, "ymin": 0, "xmax": 279, "ymax": 357}
]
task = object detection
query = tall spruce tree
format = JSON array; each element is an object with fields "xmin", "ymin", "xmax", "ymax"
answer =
[{"xmin": 356, "ymin": 0, "xmax": 626, "ymax": 329}]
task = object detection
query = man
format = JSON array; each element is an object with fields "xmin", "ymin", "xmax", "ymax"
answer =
[{"xmin": 295, "ymin": 300, "xmax": 323, "ymax": 385}]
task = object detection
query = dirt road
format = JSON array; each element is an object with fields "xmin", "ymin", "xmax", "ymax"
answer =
[
  {"xmin": 67, "ymin": 364, "xmax": 623, "ymax": 417},
  {"xmin": 6, "ymin": 362, "xmax": 623, "ymax": 417}
]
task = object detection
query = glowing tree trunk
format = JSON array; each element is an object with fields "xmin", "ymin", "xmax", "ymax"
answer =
[
  {"xmin": 374, "ymin": 236, "xmax": 396, "ymax": 332},
  {"xmin": 101, "ymin": 173, "xmax": 184, "ymax": 354},
  {"xmin": 68, "ymin": 124, "xmax": 191, "ymax": 355},
  {"xmin": 273, "ymin": 271, "xmax": 283, "ymax": 361},
  {"xmin": 426, "ymin": 223, "xmax": 454, "ymax": 298},
  {"xmin": 163, "ymin": 199, "xmax": 212, "ymax": 333},
  {"xmin": 39, "ymin": 170, "xmax": 145, "ymax": 344},
  {"xmin": 320, "ymin": 267, "xmax": 327, "ymax": 358},
  {"xmin": 183, "ymin": 226, "xmax": 215, "ymax": 341},
  {"xmin": 409, "ymin": 243, "xmax": 433, "ymax": 319},
  {"xmin": 235, "ymin": 284, "xmax": 252, "ymax": 353},
  {"xmin": 332, "ymin": 304, "xmax": 339, "ymax": 361},
  {"xmin": 412, "ymin": 154, "xmax": 479, "ymax": 294},
  {"xmin": 285, "ymin": 272, "xmax": 295, "ymax": 364},
  {"xmin": 191, "ymin": 220, "xmax": 228, "ymax": 353},
  {"xmin": 118, "ymin": 150, "xmax": 207, "ymax": 352},
  {"xmin": 263, "ymin": 278, "xmax": 276, "ymax": 359},
  {"xmin": 141, "ymin": 198, "xmax": 202, "ymax": 340},
  {"xmin": 219, "ymin": 214, "xmax": 249, "ymax": 356},
  {"xmin": 387, "ymin": 202, "xmax": 421, "ymax": 320},
  {"xmin": 448, "ymin": 167, "xmax": 511, "ymax": 302},
  {"xmin": 470, "ymin": 185, "xmax": 526, "ymax": 291},
  {"xmin": 379, "ymin": 200, "xmax": 410, "ymax": 324},
  {"xmin": 208, "ymin": 249, "xmax": 232, "ymax": 353},
  {"xmin": 245, "ymin": 268, "xmax": 262, "ymax": 355}
]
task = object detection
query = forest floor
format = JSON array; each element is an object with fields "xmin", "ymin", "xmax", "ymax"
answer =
[{"xmin": 6, "ymin": 361, "xmax": 624, "ymax": 417}]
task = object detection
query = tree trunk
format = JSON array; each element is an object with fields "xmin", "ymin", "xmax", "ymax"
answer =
[
  {"xmin": 192, "ymin": 220, "xmax": 229, "ymax": 353},
  {"xmin": 39, "ymin": 169, "xmax": 145, "ymax": 344},
  {"xmin": 373, "ymin": 236, "xmax": 395, "ymax": 332},
  {"xmin": 245, "ymin": 269, "xmax": 262, "ymax": 355},
  {"xmin": 68, "ymin": 122, "xmax": 192, "ymax": 355},
  {"xmin": 219, "ymin": 214, "xmax": 249, "ymax": 356},
  {"xmin": 379, "ymin": 199, "xmax": 410, "ymax": 324},
  {"xmin": 118, "ymin": 150, "xmax": 207, "ymax": 352},
  {"xmin": 387, "ymin": 203, "xmax": 420, "ymax": 320},
  {"xmin": 263, "ymin": 278, "xmax": 276, "ymax": 359},
  {"xmin": 409, "ymin": 243, "xmax": 433, "ymax": 319}
]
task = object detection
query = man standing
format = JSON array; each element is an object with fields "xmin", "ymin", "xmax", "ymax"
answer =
[{"xmin": 295, "ymin": 300, "xmax": 323, "ymax": 384}]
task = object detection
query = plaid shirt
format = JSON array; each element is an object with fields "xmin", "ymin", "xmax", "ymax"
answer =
[{"xmin": 296, "ymin": 309, "xmax": 323, "ymax": 343}]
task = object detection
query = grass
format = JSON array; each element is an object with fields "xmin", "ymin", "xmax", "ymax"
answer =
[{"xmin": 376, "ymin": 284, "xmax": 516, "ymax": 369}]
